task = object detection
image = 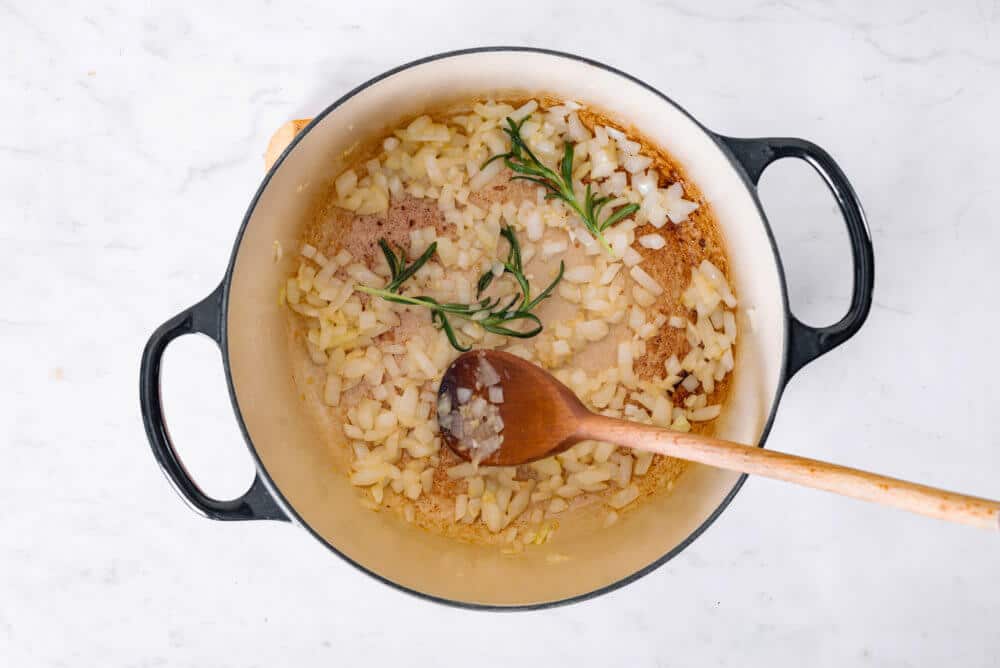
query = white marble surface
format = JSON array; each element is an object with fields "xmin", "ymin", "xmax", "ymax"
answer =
[{"xmin": 4, "ymin": 0, "xmax": 1000, "ymax": 665}]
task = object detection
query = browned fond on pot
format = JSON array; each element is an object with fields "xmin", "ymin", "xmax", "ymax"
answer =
[{"xmin": 282, "ymin": 98, "xmax": 735, "ymax": 545}]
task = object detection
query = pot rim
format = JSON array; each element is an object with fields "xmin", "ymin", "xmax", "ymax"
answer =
[{"xmin": 212, "ymin": 46, "xmax": 832, "ymax": 610}]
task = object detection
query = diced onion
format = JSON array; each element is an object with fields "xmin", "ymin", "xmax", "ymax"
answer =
[
  {"xmin": 564, "ymin": 266, "xmax": 596, "ymax": 283},
  {"xmin": 629, "ymin": 266, "xmax": 663, "ymax": 296},
  {"xmin": 283, "ymin": 97, "xmax": 740, "ymax": 539},
  {"xmin": 639, "ymin": 234, "xmax": 665, "ymax": 250}
]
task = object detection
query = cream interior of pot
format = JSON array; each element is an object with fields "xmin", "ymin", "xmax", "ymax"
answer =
[{"xmin": 226, "ymin": 51, "xmax": 786, "ymax": 606}]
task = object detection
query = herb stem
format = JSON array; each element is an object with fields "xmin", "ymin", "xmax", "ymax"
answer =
[
  {"xmin": 484, "ymin": 115, "xmax": 639, "ymax": 255},
  {"xmin": 358, "ymin": 229, "xmax": 563, "ymax": 351}
]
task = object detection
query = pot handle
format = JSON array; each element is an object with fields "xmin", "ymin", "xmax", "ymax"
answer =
[
  {"xmin": 719, "ymin": 136, "xmax": 874, "ymax": 378},
  {"xmin": 140, "ymin": 283, "xmax": 288, "ymax": 522}
]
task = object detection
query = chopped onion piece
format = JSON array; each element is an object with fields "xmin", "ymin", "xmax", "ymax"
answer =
[
  {"xmin": 623, "ymin": 154, "xmax": 653, "ymax": 174},
  {"xmin": 689, "ymin": 405, "xmax": 722, "ymax": 422},
  {"xmin": 335, "ymin": 170, "xmax": 358, "ymax": 199},
  {"xmin": 630, "ymin": 266, "xmax": 664, "ymax": 296},
  {"xmin": 476, "ymin": 355, "xmax": 501, "ymax": 387},
  {"xmin": 623, "ymin": 247, "xmax": 643, "ymax": 267},
  {"xmin": 564, "ymin": 266, "xmax": 596, "ymax": 283},
  {"xmin": 639, "ymin": 234, "xmax": 665, "ymax": 250},
  {"xmin": 631, "ymin": 170, "xmax": 657, "ymax": 196}
]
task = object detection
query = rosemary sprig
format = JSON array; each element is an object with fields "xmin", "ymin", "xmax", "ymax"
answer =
[
  {"xmin": 356, "ymin": 230, "xmax": 564, "ymax": 351},
  {"xmin": 483, "ymin": 115, "xmax": 640, "ymax": 255}
]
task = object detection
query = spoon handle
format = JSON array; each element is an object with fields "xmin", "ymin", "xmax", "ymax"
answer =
[{"xmin": 578, "ymin": 414, "xmax": 1000, "ymax": 530}]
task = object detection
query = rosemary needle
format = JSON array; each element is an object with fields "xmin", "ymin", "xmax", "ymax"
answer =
[
  {"xmin": 357, "ymin": 228, "xmax": 564, "ymax": 351},
  {"xmin": 484, "ymin": 115, "xmax": 640, "ymax": 255}
]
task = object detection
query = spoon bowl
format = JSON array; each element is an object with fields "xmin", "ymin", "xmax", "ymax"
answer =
[{"xmin": 437, "ymin": 350, "xmax": 586, "ymax": 466}]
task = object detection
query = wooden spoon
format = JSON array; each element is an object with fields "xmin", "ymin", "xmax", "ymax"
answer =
[{"xmin": 438, "ymin": 350, "xmax": 1000, "ymax": 529}]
